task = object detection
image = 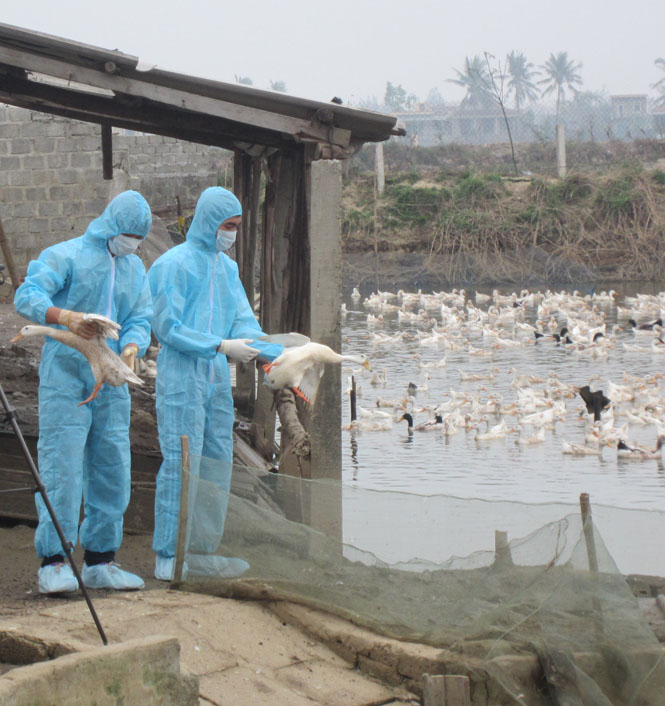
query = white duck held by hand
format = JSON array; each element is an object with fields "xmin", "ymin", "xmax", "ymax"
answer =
[
  {"xmin": 260, "ymin": 333, "xmax": 371, "ymax": 406},
  {"xmin": 10, "ymin": 313, "xmax": 143, "ymax": 406}
]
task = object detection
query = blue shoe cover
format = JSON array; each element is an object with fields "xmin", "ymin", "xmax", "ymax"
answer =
[
  {"xmin": 154, "ymin": 555, "xmax": 188, "ymax": 581},
  {"xmin": 186, "ymin": 554, "xmax": 250, "ymax": 578},
  {"xmin": 82, "ymin": 562, "xmax": 144, "ymax": 590},
  {"xmin": 38, "ymin": 563, "xmax": 79, "ymax": 594}
]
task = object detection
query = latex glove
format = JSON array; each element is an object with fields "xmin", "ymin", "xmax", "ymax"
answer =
[
  {"xmin": 120, "ymin": 344, "xmax": 139, "ymax": 372},
  {"xmin": 57, "ymin": 309, "xmax": 98, "ymax": 340},
  {"xmin": 218, "ymin": 338, "xmax": 259, "ymax": 363}
]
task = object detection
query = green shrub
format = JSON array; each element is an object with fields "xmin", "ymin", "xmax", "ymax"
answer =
[
  {"xmin": 652, "ymin": 170, "xmax": 665, "ymax": 186},
  {"xmin": 595, "ymin": 174, "xmax": 640, "ymax": 221},
  {"xmin": 383, "ymin": 183, "xmax": 449, "ymax": 227}
]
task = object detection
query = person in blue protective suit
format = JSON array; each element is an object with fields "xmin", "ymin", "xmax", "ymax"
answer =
[
  {"xmin": 149, "ymin": 186, "xmax": 282, "ymax": 581},
  {"xmin": 14, "ymin": 190, "xmax": 153, "ymax": 594}
]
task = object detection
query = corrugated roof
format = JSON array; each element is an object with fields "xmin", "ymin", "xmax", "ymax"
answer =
[{"xmin": 0, "ymin": 22, "xmax": 404, "ymax": 153}]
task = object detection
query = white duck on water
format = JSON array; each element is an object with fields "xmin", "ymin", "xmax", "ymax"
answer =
[
  {"xmin": 10, "ymin": 314, "xmax": 143, "ymax": 405},
  {"xmin": 260, "ymin": 333, "xmax": 371, "ymax": 406}
]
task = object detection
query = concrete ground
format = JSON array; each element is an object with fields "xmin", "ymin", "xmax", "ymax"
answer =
[
  {"xmin": 0, "ymin": 589, "xmax": 418, "ymax": 706},
  {"xmin": 0, "ymin": 524, "xmax": 420, "ymax": 705}
]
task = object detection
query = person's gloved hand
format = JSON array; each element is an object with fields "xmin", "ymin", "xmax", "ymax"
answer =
[
  {"xmin": 120, "ymin": 344, "xmax": 139, "ymax": 372},
  {"xmin": 218, "ymin": 338, "xmax": 259, "ymax": 363},
  {"xmin": 57, "ymin": 309, "xmax": 98, "ymax": 339}
]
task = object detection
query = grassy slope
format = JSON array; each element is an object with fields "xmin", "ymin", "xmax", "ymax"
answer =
[{"xmin": 342, "ymin": 141, "xmax": 665, "ymax": 285}]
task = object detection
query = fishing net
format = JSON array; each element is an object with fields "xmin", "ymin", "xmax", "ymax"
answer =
[{"xmin": 179, "ymin": 455, "xmax": 665, "ymax": 705}]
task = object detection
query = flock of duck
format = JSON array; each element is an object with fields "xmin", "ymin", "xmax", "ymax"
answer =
[{"xmin": 340, "ymin": 286, "xmax": 665, "ymax": 462}]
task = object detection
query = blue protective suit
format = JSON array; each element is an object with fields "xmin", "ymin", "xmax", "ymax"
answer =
[
  {"xmin": 149, "ymin": 186, "xmax": 282, "ymax": 557},
  {"xmin": 14, "ymin": 191, "xmax": 153, "ymax": 559}
]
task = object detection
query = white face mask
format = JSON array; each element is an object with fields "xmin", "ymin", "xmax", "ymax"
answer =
[
  {"xmin": 216, "ymin": 230, "xmax": 237, "ymax": 252},
  {"xmin": 108, "ymin": 234, "xmax": 141, "ymax": 257}
]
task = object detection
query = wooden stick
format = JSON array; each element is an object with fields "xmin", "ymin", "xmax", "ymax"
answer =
[
  {"xmin": 0, "ymin": 218, "xmax": 21, "ymax": 292},
  {"xmin": 579, "ymin": 492, "xmax": 598, "ymax": 573},
  {"xmin": 350, "ymin": 375, "xmax": 357, "ymax": 422},
  {"xmin": 172, "ymin": 435, "xmax": 190, "ymax": 587},
  {"xmin": 101, "ymin": 122, "xmax": 113, "ymax": 180}
]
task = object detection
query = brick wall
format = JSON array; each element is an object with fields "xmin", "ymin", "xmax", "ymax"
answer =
[{"xmin": 0, "ymin": 104, "xmax": 232, "ymax": 271}]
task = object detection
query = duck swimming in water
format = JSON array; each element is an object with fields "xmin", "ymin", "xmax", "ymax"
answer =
[
  {"xmin": 617, "ymin": 436, "xmax": 665, "ymax": 460},
  {"xmin": 398, "ymin": 412, "xmax": 443, "ymax": 432}
]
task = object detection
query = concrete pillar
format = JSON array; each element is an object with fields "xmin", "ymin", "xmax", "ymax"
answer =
[
  {"xmin": 308, "ymin": 159, "xmax": 342, "ymax": 540},
  {"xmin": 375, "ymin": 142, "xmax": 385, "ymax": 196},
  {"xmin": 556, "ymin": 124, "xmax": 567, "ymax": 179}
]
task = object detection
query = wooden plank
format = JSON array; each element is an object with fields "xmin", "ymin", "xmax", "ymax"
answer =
[
  {"xmin": 0, "ymin": 23, "xmax": 139, "ymax": 69},
  {"xmin": 0, "ymin": 45, "xmax": 347, "ymax": 145},
  {"xmin": 423, "ymin": 675, "xmax": 471, "ymax": 706},
  {"xmin": 423, "ymin": 675, "xmax": 446, "ymax": 705},
  {"xmin": 0, "ymin": 76, "xmax": 288, "ymax": 150}
]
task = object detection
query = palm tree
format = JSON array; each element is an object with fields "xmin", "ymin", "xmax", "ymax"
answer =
[
  {"xmin": 653, "ymin": 58, "xmax": 665, "ymax": 106},
  {"xmin": 506, "ymin": 51, "xmax": 540, "ymax": 110},
  {"xmin": 538, "ymin": 52, "xmax": 583, "ymax": 119},
  {"xmin": 448, "ymin": 55, "xmax": 492, "ymax": 108}
]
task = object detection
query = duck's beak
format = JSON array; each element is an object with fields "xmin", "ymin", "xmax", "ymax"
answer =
[
  {"xmin": 363, "ymin": 359, "xmax": 372, "ymax": 371},
  {"xmin": 10, "ymin": 332, "xmax": 23, "ymax": 343}
]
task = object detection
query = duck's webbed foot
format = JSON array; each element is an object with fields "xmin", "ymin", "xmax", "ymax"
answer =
[{"xmin": 78, "ymin": 382, "xmax": 103, "ymax": 406}]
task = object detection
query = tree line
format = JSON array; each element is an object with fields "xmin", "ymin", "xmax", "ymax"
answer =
[{"xmin": 381, "ymin": 53, "xmax": 665, "ymax": 116}]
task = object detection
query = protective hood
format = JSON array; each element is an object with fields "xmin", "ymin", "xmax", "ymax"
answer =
[
  {"xmin": 186, "ymin": 187, "xmax": 242, "ymax": 252},
  {"xmin": 84, "ymin": 190, "xmax": 152, "ymax": 244}
]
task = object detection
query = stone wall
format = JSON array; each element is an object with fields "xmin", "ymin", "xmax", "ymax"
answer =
[{"xmin": 0, "ymin": 104, "xmax": 232, "ymax": 271}]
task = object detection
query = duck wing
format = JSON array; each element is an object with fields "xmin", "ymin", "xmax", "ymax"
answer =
[
  {"xmin": 259, "ymin": 332, "xmax": 310, "ymax": 348},
  {"xmin": 82, "ymin": 313, "xmax": 121, "ymax": 340},
  {"xmin": 296, "ymin": 362, "xmax": 325, "ymax": 406}
]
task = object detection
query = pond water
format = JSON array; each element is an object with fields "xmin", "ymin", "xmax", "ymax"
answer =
[{"xmin": 338, "ymin": 281, "xmax": 665, "ymax": 575}]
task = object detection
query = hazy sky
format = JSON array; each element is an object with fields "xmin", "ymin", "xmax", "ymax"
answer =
[{"xmin": 3, "ymin": 0, "xmax": 664, "ymax": 107}]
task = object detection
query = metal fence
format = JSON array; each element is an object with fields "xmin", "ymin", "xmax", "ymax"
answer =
[{"xmin": 389, "ymin": 96, "xmax": 665, "ymax": 148}]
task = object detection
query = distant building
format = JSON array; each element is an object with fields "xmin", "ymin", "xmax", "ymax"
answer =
[
  {"xmin": 609, "ymin": 95, "xmax": 650, "ymax": 139},
  {"xmin": 394, "ymin": 104, "xmax": 529, "ymax": 146},
  {"xmin": 652, "ymin": 106, "xmax": 665, "ymax": 138},
  {"xmin": 610, "ymin": 94, "xmax": 647, "ymax": 118}
]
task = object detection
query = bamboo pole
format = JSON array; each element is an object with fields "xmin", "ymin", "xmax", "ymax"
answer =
[
  {"xmin": 0, "ymin": 218, "xmax": 21, "ymax": 292},
  {"xmin": 171, "ymin": 435, "xmax": 190, "ymax": 587}
]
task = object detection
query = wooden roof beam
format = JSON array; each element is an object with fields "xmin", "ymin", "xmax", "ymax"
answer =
[
  {"xmin": 0, "ymin": 45, "xmax": 350, "ymax": 148},
  {"xmin": 0, "ymin": 75, "xmax": 292, "ymax": 150}
]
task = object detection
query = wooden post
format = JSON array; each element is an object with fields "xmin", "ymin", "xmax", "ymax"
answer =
[
  {"xmin": 101, "ymin": 123, "xmax": 113, "ymax": 180},
  {"xmin": 233, "ymin": 150, "xmax": 258, "ymax": 415},
  {"xmin": 579, "ymin": 492, "xmax": 598, "ymax": 573},
  {"xmin": 423, "ymin": 675, "xmax": 471, "ymax": 706},
  {"xmin": 0, "ymin": 218, "xmax": 21, "ymax": 292},
  {"xmin": 171, "ymin": 435, "xmax": 190, "ymax": 587},
  {"xmin": 493, "ymin": 529, "xmax": 513, "ymax": 568},
  {"xmin": 253, "ymin": 150, "xmax": 295, "ymax": 450},
  {"xmin": 350, "ymin": 376, "xmax": 357, "ymax": 422},
  {"xmin": 556, "ymin": 124, "xmax": 566, "ymax": 179},
  {"xmin": 580, "ymin": 491, "xmax": 604, "ymax": 637}
]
